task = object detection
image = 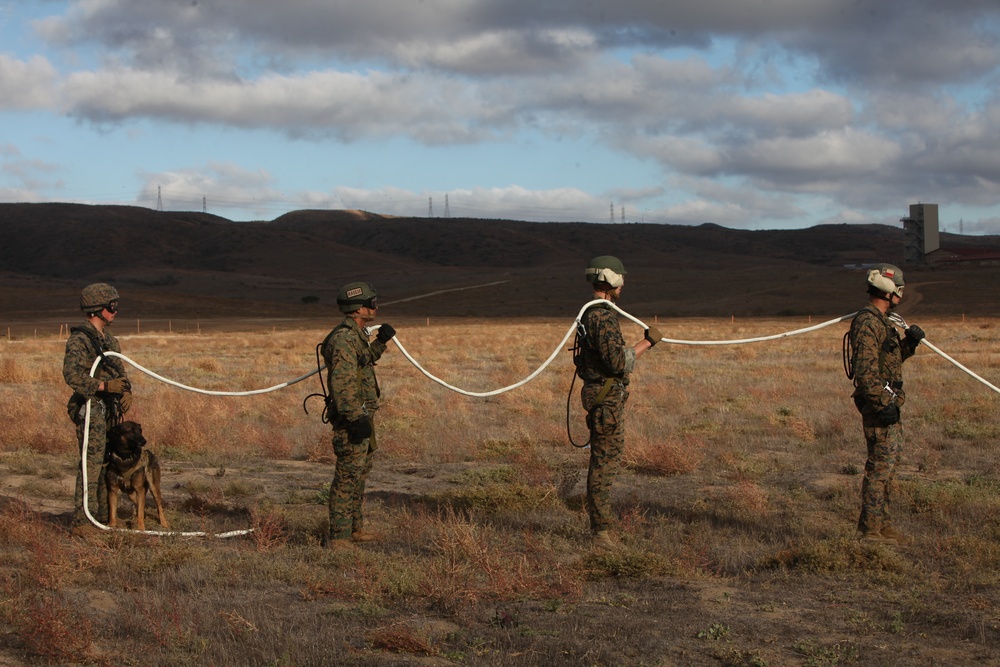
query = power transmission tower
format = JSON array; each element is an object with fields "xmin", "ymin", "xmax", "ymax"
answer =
[
  {"xmin": 428, "ymin": 197, "xmax": 433, "ymax": 217},
  {"xmin": 157, "ymin": 186, "xmax": 163, "ymax": 211},
  {"xmin": 444, "ymin": 194, "xmax": 450, "ymax": 218},
  {"xmin": 610, "ymin": 202, "xmax": 614, "ymax": 224},
  {"xmin": 621, "ymin": 205, "xmax": 625, "ymax": 224},
  {"xmin": 202, "ymin": 196, "xmax": 207, "ymax": 213}
]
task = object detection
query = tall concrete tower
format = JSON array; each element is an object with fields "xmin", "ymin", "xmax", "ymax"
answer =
[{"xmin": 902, "ymin": 203, "xmax": 940, "ymax": 265}]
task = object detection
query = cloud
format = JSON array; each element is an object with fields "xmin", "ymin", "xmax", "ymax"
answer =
[
  {"xmin": 333, "ymin": 184, "xmax": 608, "ymax": 222},
  {"xmin": 0, "ymin": 143, "xmax": 63, "ymax": 196},
  {"xmin": 137, "ymin": 162, "xmax": 283, "ymax": 218},
  {"xmin": 0, "ymin": 55, "xmax": 58, "ymax": 109},
  {"xmin": 9, "ymin": 0, "xmax": 1000, "ymax": 229}
]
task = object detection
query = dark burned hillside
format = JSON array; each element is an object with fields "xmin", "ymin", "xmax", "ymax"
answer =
[{"xmin": 3, "ymin": 202, "xmax": 1000, "ymax": 323}]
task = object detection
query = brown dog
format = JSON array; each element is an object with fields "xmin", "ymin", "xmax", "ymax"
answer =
[{"xmin": 105, "ymin": 421, "xmax": 169, "ymax": 531}]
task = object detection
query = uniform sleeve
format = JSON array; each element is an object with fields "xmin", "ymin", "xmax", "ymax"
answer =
[
  {"xmin": 62, "ymin": 334, "xmax": 101, "ymax": 398},
  {"xmin": 329, "ymin": 331, "xmax": 366, "ymax": 422},
  {"xmin": 588, "ymin": 309, "xmax": 636, "ymax": 376},
  {"xmin": 370, "ymin": 338, "xmax": 386, "ymax": 361},
  {"xmin": 851, "ymin": 314, "xmax": 889, "ymax": 409}
]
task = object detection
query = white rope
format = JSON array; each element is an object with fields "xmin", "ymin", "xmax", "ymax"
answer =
[
  {"xmin": 388, "ymin": 321, "xmax": 577, "ymax": 398},
  {"xmin": 77, "ymin": 301, "xmax": 999, "ymax": 535},
  {"xmin": 887, "ymin": 312, "xmax": 1000, "ymax": 395},
  {"xmin": 382, "ymin": 300, "xmax": 857, "ymax": 396},
  {"xmin": 76, "ymin": 352, "xmax": 297, "ymax": 537}
]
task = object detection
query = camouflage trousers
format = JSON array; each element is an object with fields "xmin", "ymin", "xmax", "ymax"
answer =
[
  {"xmin": 328, "ymin": 419, "xmax": 376, "ymax": 540},
  {"xmin": 858, "ymin": 420, "xmax": 903, "ymax": 534},
  {"xmin": 73, "ymin": 400, "xmax": 110, "ymax": 526},
  {"xmin": 583, "ymin": 382, "xmax": 628, "ymax": 533}
]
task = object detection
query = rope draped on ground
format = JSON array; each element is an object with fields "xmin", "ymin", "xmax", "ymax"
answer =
[{"xmin": 78, "ymin": 299, "xmax": 1000, "ymax": 535}]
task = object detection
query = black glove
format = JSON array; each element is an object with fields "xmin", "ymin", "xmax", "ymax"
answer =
[
  {"xmin": 376, "ymin": 323, "xmax": 396, "ymax": 344},
  {"xmin": 644, "ymin": 325, "xmax": 663, "ymax": 347},
  {"xmin": 104, "ymin": 377, "xmax": 130, "ymax": 395},
  {"xmin": 906, "ymin": 325, "xmax": 925, "ymax": 345},
  {"xmin": 876, "ymin": 403, "xmax": 900, "ymax": 427},
  {"xmin": 347, "ymin": 417, "xmax": 373, "ymax": 442}
]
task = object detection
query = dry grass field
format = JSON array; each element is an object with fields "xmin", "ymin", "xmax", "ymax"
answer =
[{"xmin": 2, "ymin": 314, "xmax": 1000, "ymax": 665}]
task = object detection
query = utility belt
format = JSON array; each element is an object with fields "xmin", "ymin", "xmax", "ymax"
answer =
[
  {"xmin": 67, "ymin": 392, "xmax": 117, "ymax": 423},
  {"xmin": 585, "ymin": 376, "xmax": 625, "ymax": 408},
  {"xmin": 853, "ymin": 380, "xmax": 903, "ymax": 414}
]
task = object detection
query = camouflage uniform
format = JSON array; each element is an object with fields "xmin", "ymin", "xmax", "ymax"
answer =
[
  {"xmin": 849, "ymin": 304, "xmax": 918, "ymax": 534},
  {"xmin": 578, "ymin": 303, "xmax": 636, "ymax": 533},
  {"xmin": 62, "ymin": 321, "xmax": 128, "ymax": 526},
  {"xmin": 321, "ymin": 317, "xmax": 387, "ymax": 540}
]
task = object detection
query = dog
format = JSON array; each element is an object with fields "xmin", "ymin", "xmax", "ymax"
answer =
[{"xmin": 105, "ymin": 421, "xmax": 169, "ymax": 531}]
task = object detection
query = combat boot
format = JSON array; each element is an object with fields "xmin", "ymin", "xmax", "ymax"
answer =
[
  {"xmin": 592, "ymin": 530, "xmax": 616, "ymax": 552},
  {"xmin": 879, "ymin": 526, "xmax": 910, "ymax": 545},
  {"xmin": 321, "ymin": 533, "xmax": 355, "ymax": 550},
  {"xmin": 351, "ymin": 530, "xmax": 378, "ymax": 543},
  {"xmin": 858, "ymin": 529, "xmax": 897, "ymax": 545}
]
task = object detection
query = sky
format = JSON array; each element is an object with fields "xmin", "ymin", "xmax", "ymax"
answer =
[{"xmin": 2, "ymin": 1, "xmax": 1000, "ymax": 231}]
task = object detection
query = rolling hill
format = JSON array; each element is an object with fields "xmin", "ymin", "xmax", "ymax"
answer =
[{"xmin": 2, "ymin": 203, "xmax": 1000, "ymax": 331}]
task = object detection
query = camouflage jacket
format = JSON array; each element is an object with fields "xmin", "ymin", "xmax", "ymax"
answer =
[
  {"xmin": 849, "ymin": 304, "xmax": 917, "ymax": 413},
  {"xmin": 321, "ymin": 318, "xmax": 387, "ymax": 423},
  {"xmin": 62, "ymin": 321, "xmax": 127, "ymax": 400},
  {"xmin": 576, "ymin": 303, "xmax": 635, "ymax": 386}
]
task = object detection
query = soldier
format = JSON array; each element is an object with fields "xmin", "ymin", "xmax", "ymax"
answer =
[
  {"xmin": 847, "ymin": 264, "xmax": 925, "ymax": 544},
  {"xmin": 62, "ymin": 283, "xmax": 133, "ymax": 536},
  {"xmin": 576, "ymin": 256, "xmax": 662, "ymax": 551},
  {"xmin": 320, "ymin": 281, "xmax": 395, "ymax": 549}
]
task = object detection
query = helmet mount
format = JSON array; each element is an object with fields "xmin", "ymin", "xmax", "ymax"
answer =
[{"xmin": 867, "ymin": 264, "xmax": 904, "ymax": 299}]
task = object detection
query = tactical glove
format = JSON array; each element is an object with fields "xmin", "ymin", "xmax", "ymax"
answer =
[
  {"xmin": 376, "ymin": 323, "xmax": 396, "ymax": 344},
  {"xmin": 644, "ymin": 325, "xmax": 663, "ymax": 347},
  {"xmin": 104, "ymin": 377, "xmax": 129, "ymax": 395},
  {"xmin": 348, "ymin": 417, "xmax": 373, "ymax": 442},
  {"xmin": 876, "ymin": 403, "xmax": 900, "ymax": 427},
  {"xmin": 119, "ymin": 391, "xmax": 133, "ymax": 413},
  {"xmin": 906, "ymin": 325, "xmax": 925, "ymax": 345}
]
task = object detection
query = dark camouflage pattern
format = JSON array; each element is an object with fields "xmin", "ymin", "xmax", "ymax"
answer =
[
  {"xmin": 858, "ymin": 422, "xmax": 903, "ymax": 533},
  {"xmin": 579, "ymin": 304, "xmax": 636, "ymax": 533},
  {"xmin": 322, "ymin": 318, "xmax": 386, "ymax": 423},
  {"xmin": 321, "ymin": 317, "xmax": 386, "ymax": 539},
  {"xmin": 63, "ymin": 321, "xmax": 127, "ymax": 525},
  {"xmin": 849, "ymin": 305, "xmax": 917, "ymax": 416},
  {"xmin": 73, "ymin": 402, "xmax": 110, "ymax": 524},
  {"xmin": 848, "ymin": 304, "xmax": 917, "ymax": 533},
  {"xmin": 328, "ymin": 421, "xmax": 376, "ymax": 538}
]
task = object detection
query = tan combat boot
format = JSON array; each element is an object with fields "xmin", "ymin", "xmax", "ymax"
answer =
[
  {"xmin": 879, "ymin": 526, "xmax": 910, "ymax": 545},
  {"xmin": 351, "ymin": 530, "xmax": 378, "ymax": 543},
  {"xmin": 592, "ymin": 530, "xmax": 616, "ymax": 552},
  {"xmin": 859, "ymin": 528, "xmax": 897, "ymax": 545}
]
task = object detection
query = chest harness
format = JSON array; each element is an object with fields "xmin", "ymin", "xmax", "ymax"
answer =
[
  {"xmin": 566, "ymin": 306, "xmax": 622, "ymax": 448},
  {"xmin": 303, "ymin": 324, "xmax": 380, "ymax": 424},
  {"xmin": 70, "ymin": 326, "xmax": 128, "ymax": 427}
]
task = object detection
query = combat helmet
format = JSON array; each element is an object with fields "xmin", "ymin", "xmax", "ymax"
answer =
[
  {"xmin": 585, "ymin": 256, "xmax": 626, "ymax": 288},
  {"xmin": 866, "ymin": 263, "xmax": 904, "ymax": 298},
  {"xmin": 337, "ymin": 281, "xmax": 378, "ymax": 313},
  {"xmin": 80, "ymin": 283, "xmax": 120, "ymax": 313}
]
